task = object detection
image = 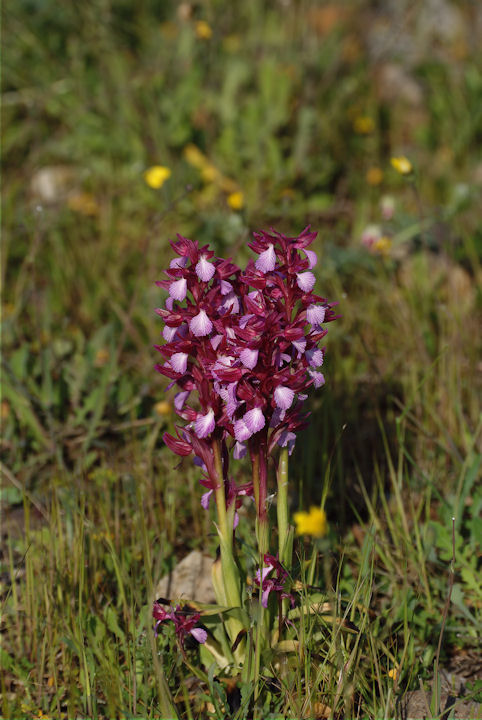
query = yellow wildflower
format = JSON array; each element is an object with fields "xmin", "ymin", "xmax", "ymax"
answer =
[
  {"xmin": 388, "ymin": 667, "xmax": 398, "ymax": 680},
  {"xmin": 183, "ymin": 144, "xmax": 208, "ymax": 169},
  {"xmin": 201, "ymin": 164, "xmax": 221, "ymax": 183},
  {"xmin": 366, "ymin": 167, "xmax": 383, "ymax": 186},
  {"xmin": 373, "ymin": 236, "xmax": 392, "ymax": 257},
  {"xmin": 67, "ymin": 191, "xmax": 100, "ymax": 216},
  {"xmin": 94, "ymin": 348, "xmax": 110, "ymax": 367},
  {"xmin": 155, "ymin": 400, "xmax": 172, "ymax": 417},
  {"xmin": 390, "ymin": 156, "xmax": 413, "ymax": 175},
  {"xmin": 195, "ymin": 20, "xmax": 212, "ymax": 39},
  {"xmin": 144, "ymin": 165, "xmax": 171, "ymax": 189},
  {"xmin": 353, "ymin": 116, "xmax": 374, "ymax": 134},
  {"xmin": 227, "ymin": 191, "xmax": 244, "ymax": 210},
  {"xmin": 293, "ymin": 507, "xmax": 327, "ymax": 538},
  {"xmin": 223, "ymin": 34, "xmax": 241, "ymax": 53}
]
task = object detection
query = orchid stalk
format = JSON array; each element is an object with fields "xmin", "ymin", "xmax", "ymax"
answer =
[{"xmin": 154, "ymin": 227, "xmax": 337, "ymax": 675}]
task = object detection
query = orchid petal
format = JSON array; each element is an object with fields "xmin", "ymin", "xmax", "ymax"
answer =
[
  {"xmin": 190, "ymin": 627, "xmax": 208, "ymax": 644},
  {"xmin": 170, "ymin": 256, "xmax": 188, "ymax": 269},
  {"xmin": 239, "ymin": 348, "xmax": 259, "ymax": 369},
  {"xmin": 243, "ymin": 407, "xmax": 265, "ymax": 434},
  {"xmin": 255, "ymin": 244, "xmax": 276, "ymax": 273},
  {"xmin": 308, "ymin": 370, "xmax": 325, "ymax": 388},
  {"xmin": 233, "ymin": 441, "xmax": 247, "ymax": 459},
  {"xmin": 261, "ymin": 587, "xmax": 271, "ymax": 608},
  {"xmin": 194, "ymin": 409, "xmax": 215, "ymax": 438},
  {"xmin": 189, "ymin": 309, "xmax": 213, "ymax": 336},
  {"xmin": 307, "ymin": 304, "xmax": 325, "ymax": 325},
  {"xmin": 304, "ymin": 249, "xmax": 318, "ymax": 269},
  {"xmin": 170, "ymin": 352, "xmax": 188, "ymax": 374},
  {"xmin": 274, "ymin": 386, "xmax": 295, "ymax": 410},
  {"xmin": 169, "ymin": 278, "xmax": 187, "ymax": 301},
  {"xmin": 174, "ymin": 390, "xmax": 190, "ymax": 410},
  {"xmin": 195, "ymin": 255, "xmax": 215, "ymax": 282},
  {"xmin": 201, "ymin": 489, "xmax": 213, "ymax": 509},
  {"xmin": 296, "ymin": 271, "xmax": 316, "ymax": 292},
  {"xmin": 163, "ymin": 325, "xmax": 178, "ymax": 342},
  {"xmin": 292, "ymin": 337, "xmax": 307, "ymax": 355},
  {"xmin": 306, "ymin": 348, "xmax": 324, "ymax": 367},
  {"xmin": 234, "ymin": 419, "xmax": 251, "ymax": 442}
]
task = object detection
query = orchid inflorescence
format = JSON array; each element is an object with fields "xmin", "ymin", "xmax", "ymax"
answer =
[{"xmin": 153, "ymin": 227, "xmax": 337, "ymax": 665}]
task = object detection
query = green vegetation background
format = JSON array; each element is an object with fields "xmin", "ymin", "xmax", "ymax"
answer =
[{"xmin": 2, "ymin": 1, "xmax": 481, "ymax": 717}]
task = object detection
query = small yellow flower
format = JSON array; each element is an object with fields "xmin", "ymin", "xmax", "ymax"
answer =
[
  {"xmin": 353, "ymin": 116, "xmax": 375, "ymax": 134},
  {"xmin": 390, "ymin": 156, "xmax": 413, "ymax": 175},
  {"xmin": 201, "ymin": 164, "xmax": 221, "ymax": 183},
  {"xmin": 222, "ymin": 34, "xmax": 241, "ymax": 53},
  {"xmin": 183, "ymin": 143, "xmax": 208, "ymax": 169},
  {"xmin": 388, "ymin": 667, "xmax": 398, "ymax": 680},
  {"xmin": 227, "ymin": 191, "xmax": 244, "ymax": 210},
  {"xmin": 366, "ymin": 167, "xmax": 383, "ymax": 186},
  {"xmin": 195, "ymin": 20, "xmax": 212, "ymax": 39},
  {"xmin": 94, "ymin": 348, "xmax": 110, "ymax": 367},
  {"xmin": 144, "ymin": 165, "xmax": 172, "ymax": 189},
  {"xmin": 155, "ymin": 400, "xmax": 172, "ymax": 417},
  {"xmin": 67, "ymin": 191, "xmax": 100, "ymax": 216},
  {"xmin": 1, "ymin": 401, "xmax": 10, "ymax": 420},
  {"xmin": 373, "ymin": 236, "xmax": 392, "ymax": 257},
  {"xmin": 293, "ymin": 507, "xmax": 328, "ymax": 538}
]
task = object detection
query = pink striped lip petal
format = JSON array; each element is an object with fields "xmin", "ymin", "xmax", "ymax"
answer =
[
  {"xmin": 274, "ymin": 385, "xmax": 295, "ymax": 410},
  {"xmin": 170, "ymin": 352, "xmax": 188, "ymax": 373},
  {"xmin": 296, "ymin": 271, "xmax": 316, "ymax": 292},
  {"xmin": 169, "ymin": 278, "xmax": 187, "ymax": 301},
  {"xmin": 255, "ymin": 244, "xmax": 276, "ymax": 273},
  {"xmin": 243, "ymin": 407, "xmax": 265, "ymax": 434},
  {"xmin": 239, "ymin": 347, "xmax": 259, "ymax": 369},
  {"xmin": 195, "ymin": 255, "xmax": 215, "ymax": 282},
  {"xmin": 189, "ymin": 309, "xmax": 213, "ymax": 336},
  {"xmin": 306, "ymin": 304, "xmax": 325, "ymax": 325},
  {"xmin": 194, "ymin": 408, "xmax": 215, "ymax": 438}
]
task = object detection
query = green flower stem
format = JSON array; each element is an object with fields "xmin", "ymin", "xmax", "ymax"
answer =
[
  {"xmin": 211, "ymin": 439, "xmax": 245, "ymax": 663},
  {"xmin": 277, "ymin": 447, "xmax": 289, "ymax": 566},
  {"xmin": 212, "ymin": 440, "xmax": 241, "ymax": 608},
  {"xmin": 251, "ymin": 436, "xmax": 269, "ymax": 557}
]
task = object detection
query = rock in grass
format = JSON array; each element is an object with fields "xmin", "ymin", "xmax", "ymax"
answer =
[{"xmin": 155, "ymin": 550, "xmax": 216, "ymax": 604}]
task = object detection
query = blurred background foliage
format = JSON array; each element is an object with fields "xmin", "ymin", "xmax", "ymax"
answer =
[{"xmin": 1, "ymin": 0, "xmax": 481, "ymax": 717}]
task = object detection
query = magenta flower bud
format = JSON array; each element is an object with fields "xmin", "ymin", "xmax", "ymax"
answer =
[
  {"xmin": 306, "ymin": 348, "xmax": 324, "ymax": 367},
  {"xmin": 308, "ymin": 370, "xmax": 325, "ymax": 388},
  {"xmin": 239, "ymin": 348, "xmax": 259, "ymax": 369},
  {"xmin": 274, "ymin": 385, "xmax": 295, "ymax": 410},
  {"xmin": 169, "ymin": 278, "xmax": 187, "ymax": 301},
  {"xmin": 189, "ymin": 309, "xmax": 213, "ymax": 336},
  {"xmin": 307, "ymin": 304, "xmax": 325, "ymax": 325},
  {"xmin": 243, "ymin": 407, "xmax": 265, "ymax": 434},
  {"xmin": 296, "ymin": 271, "xmax": 316, "ymax": 293},
  {"xmin": 234, "ymin": 418, "xmax": 251, "ymax": 442},
  {"xmin": 194, "ymin": 408, "xmax": 215, "ymax": 438},
  {"xmin": 255, "ymin": 244, "xmax": 276, "ymax": 273},
  {"xmin": 195, "ymin": 255, "xmax": 215, "ymax": 282},
  {"xmin": 170, "ymin": 352, "xmax": 188, "ymax": 374},
  {"xmin": 303, "ymin": 249, "xmax": 318, "ymax": 269}
]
